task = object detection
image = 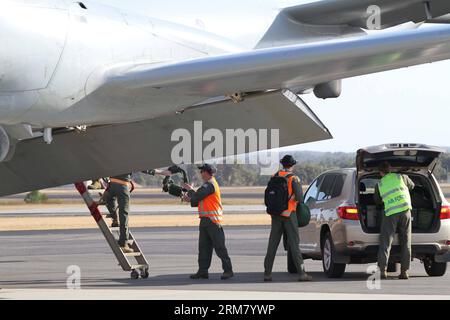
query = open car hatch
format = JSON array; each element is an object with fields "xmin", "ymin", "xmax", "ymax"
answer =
[{"xmin": 356, "ymin": 143, "xmax": 445, "ymax": 174}]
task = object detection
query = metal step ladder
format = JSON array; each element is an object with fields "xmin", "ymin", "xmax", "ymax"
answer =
[{"xmin": 74, "ymin": 182, "xmax": 149, "ymax": 279}]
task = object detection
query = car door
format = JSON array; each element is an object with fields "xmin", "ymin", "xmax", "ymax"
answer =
[
  {"xmin": 312, "ymin": 174, "xmax": 339, "ymax": 241},
  {"xmin": 314, "ymin": 173, "xmax": 347, "ymax": 243},
  {"xmin": 308, "ymin": 173, "xmax": 348, "ymax": 249},
  {"xmin": 300, "ymin": 175, "xmax": 324, "ymax": 255}
]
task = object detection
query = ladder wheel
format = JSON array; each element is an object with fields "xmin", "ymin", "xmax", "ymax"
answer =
[
  {"xmin": 131, "ymin": 269, "xmax": 140, "ymax": 280},
  {"xmin": 141, "ymin": 268, "xmax": 149, "ymax": 279}
]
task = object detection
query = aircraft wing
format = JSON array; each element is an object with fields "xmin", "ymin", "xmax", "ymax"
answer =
[
  {"xmin": 0, "ymin": 91, "xmax": 330, "ymax": 196},
  {"xmin": 87, "ymin": 25, "xmax": 450, "ymax": 116}
]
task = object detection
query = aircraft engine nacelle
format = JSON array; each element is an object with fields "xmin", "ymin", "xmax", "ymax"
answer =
[
  {"xmin": 314, "ymin": 80, "xmax": 342, "ymax": 99},
  {"xmin": 0, "ymin": 126, "xmax": 13, "ymax": 162}
]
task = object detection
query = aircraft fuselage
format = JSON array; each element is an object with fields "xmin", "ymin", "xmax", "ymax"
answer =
[{"xmin": 0, "ymin": 0, "xmax": 303, "ymax": 129}]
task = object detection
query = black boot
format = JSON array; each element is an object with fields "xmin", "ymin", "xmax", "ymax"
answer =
[
  {"xmin": 221, "ymin": 271, "xmax": 234, "ymax": 280},
  {"xmin": 190, "ymin": 272, "xmax": 209, "ymax": 279}
]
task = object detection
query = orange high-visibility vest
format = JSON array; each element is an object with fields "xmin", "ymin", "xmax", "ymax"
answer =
[
  {"xmin": 198, "ymin": 177, "xmax": 223, "ymax": 224},
  {"xmin": 277, "ymin": 171, "xmax": 297, "ymax": 218}
]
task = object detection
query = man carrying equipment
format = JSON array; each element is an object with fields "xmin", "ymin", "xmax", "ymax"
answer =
[{"xmin": 182, "ymin": 164, "xmax": 234, "ymax": 280}]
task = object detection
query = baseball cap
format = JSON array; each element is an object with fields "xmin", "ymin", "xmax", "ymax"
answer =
[{"xmin": 197, "ymin": 163, "xmax": 217, "ymax": 174}]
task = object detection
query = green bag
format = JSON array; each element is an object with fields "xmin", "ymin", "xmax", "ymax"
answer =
[{"xmin": 296, "ymin": 203, "xmax": 311, "ymax": 228}]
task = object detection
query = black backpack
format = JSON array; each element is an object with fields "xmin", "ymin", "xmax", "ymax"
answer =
[{"xmin": 265, "ymin": 172, "xmax": 294, "ymax": 215}]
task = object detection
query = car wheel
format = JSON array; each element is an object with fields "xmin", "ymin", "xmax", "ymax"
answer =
[
  {"xmin": 322, "ymin": 232, "xmax": 346, "ymax": 278},
  {"xmin": 424, "ymin": 257, "xmax": 447, "ymax": 277},
  {"xmin": 287, "ymin": 249, "xmax": 297, "ymax": 274}
]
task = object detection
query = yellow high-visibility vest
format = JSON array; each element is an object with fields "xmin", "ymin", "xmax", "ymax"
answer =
[
  {"xmin": 378, "ymin": 173, "xmax": 412, "ymax": 216},
  {"xmin": 198, "ymin": 177, "xmax": 223, "ymax": 224}
]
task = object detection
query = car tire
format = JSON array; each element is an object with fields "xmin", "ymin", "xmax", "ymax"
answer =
[
  {"xmin": 424, "ymin": 257, "xmax": 447, "ymax": 277},
  {"xmin": 287, "ymin": 249, "xmax": 297, "ymax": 274},
  {"xmin": 322, "ymin": 232, "xmax": 346, "ymax": 278}
]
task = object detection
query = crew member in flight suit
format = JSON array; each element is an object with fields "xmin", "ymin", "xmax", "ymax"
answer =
[
  {"xmin": 264, "ymin": 155, "xmax": 312, "ymax": 282},
  {"xmin": 103, "ymin": 168, "xmax": 176, "ymax": 254},
  {"xmin": 104, "ymin": 173, "xmax": 134, "ymax": 253},
  {"xmin": 182, "ymin": 164, "xmax": 234, "ymax": 280}
]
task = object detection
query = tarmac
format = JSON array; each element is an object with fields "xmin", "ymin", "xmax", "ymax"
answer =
[
  {"xmin": 1, "ymin": 226, "xmax": 450, "ymax": 300},
  {"xmin": 0, "ymin": 205, "xmax": 268, "ymax": 231}
]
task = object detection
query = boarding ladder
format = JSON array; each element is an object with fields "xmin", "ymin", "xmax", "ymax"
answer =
[{"xmin": 74, "ymin": 181, "xmax": 149, "ymax": 279}]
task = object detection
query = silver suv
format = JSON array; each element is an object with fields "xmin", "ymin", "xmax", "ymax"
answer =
[{"xmin": 297, "ymin": 144, "xmax": 450, "ymax": 278}]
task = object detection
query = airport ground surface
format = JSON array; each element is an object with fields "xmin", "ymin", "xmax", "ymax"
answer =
[
  {"xmin": 1, "ymin": 226, "xmax": 450, "ymax": 299},
  {"xmin": 1, "ymin": 186, "xmax": 450, "ymax": 299},
  {"xmin": 0, "ymin": 187, "xmax": 267, "ymax": 204},
  {"xmin": 3, "ymin": 185, "xmax": 449, "ymax": 203}
]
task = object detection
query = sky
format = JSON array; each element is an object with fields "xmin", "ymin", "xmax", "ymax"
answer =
[
  {"xmin": 95, "ymin": 0, "xmax": 450, "ymax": 153},
  {"xmin": 300, "ymin": 62, "xmax": 450, "ymax": 152}
]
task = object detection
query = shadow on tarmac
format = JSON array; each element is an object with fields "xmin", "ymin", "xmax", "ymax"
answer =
[{"xmin": 0, "ymin": 271, "xmax": 430, "ymax": 289}]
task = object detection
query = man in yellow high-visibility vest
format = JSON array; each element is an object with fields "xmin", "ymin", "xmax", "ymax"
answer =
[{"xmin": 375, "ymin": 162, "xmax": 415, "ymax": 280}]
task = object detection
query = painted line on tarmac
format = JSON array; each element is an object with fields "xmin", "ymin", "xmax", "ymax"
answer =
[
  {"xmin": 0, "ymin": 205, "xmax": 265, "ymax": 216},
  {"xmin": 1, "ymin": 289, "xmax": 449, "ymax": 300}
]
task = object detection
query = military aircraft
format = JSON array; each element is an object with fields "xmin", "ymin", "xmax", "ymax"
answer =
[{"xmin": 2, "ymin": 0, "xmax": 450, "ymax": 196}]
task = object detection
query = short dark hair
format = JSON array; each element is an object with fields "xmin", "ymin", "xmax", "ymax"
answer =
[{"xmin": 379, "ymin": 161, "xmax": 391, "ymax": 174}]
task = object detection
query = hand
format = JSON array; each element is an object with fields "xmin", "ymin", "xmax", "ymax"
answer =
[
  {"xmin": 183, "ymin": 183, "xmax": 194, "ymax": 191},
  {"xmin": 182, "ymin": 194, "xmax": 191, "ymax": 202}
]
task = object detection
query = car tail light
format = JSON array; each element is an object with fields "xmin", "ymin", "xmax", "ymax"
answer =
[
  {"xmin": 338, "ymin": 206, "xmax": 359, "ymax": 220},
  {"xmin": 440, "ymin": 206, "xmax": 450, "ymax": 220}
]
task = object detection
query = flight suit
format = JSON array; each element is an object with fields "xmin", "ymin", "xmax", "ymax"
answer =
[
  {"xmin": 375, "ymin": 174, "xmax": 415, "ymax": 272},
  {"xmin": 188, "ymin": 179, "xmax": 233, "ymax": 275},
  {"xmin": 264, "ymin": 171, "xmax": 306, "ymax": 276},
  {"xmin": 105, "ymin": 173, "xmax": 132, "ymax": 247}
]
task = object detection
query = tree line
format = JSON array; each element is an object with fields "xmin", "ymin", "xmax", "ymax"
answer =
[{"xmin": 133, "ymin": 150, "xmax": 450, "ymax": 187}]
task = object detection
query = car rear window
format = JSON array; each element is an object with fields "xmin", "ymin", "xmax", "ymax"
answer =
[
  {"xmin": 317, "ymin": 174, "xmax": 346, "ymax": 201},
  {"xmin": 362, "ymin": 152, "xmax": 439, "ymax": 169},
  {"xmin": 331, "ymin": 174, "xmax": 345, "ymax": 198}
]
